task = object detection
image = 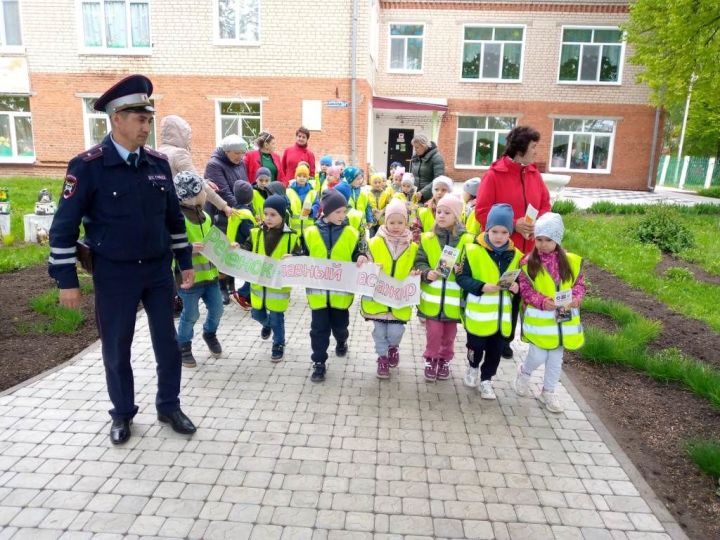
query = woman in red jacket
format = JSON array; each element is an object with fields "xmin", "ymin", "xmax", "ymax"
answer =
[
  {"xmin": 244, "ymin": 132, "xmax": 287, "ymax": 186},
  {"xmin": 475, "ymin": 125, "xmax": 551, "ymax": 358}
]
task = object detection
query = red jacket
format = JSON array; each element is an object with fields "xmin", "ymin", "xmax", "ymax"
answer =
[
  {"xmin": 475, "ymin": 155, "xmax": 551, "ymax": 254},
  {"xmin": 281, "ymin": 143, "xmax": 316, "ymax": 181},
  {"xmin": 244, "ymin": 150, "xmax": 287, "ymax": 186}
]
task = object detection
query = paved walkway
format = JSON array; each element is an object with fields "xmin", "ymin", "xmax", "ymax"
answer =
[
  {"xmin": 557, "ymin": 186, "xmax": 720, "ymax": 209},
  {"xmin": 0, "ymin": 291, "xmax": 686, "ymax": 540}
]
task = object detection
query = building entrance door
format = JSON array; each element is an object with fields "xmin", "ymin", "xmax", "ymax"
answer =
[{"xmin": 386, "ymin": 128, "xmax": 414, "ymax": 176}]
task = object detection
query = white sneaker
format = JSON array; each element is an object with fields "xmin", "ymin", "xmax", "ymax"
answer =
[
  {"xmin": 479, "ymin": 380, "xmax": 496, "ymax": 400},
  {"xmin": 539, "ymin": 390, "xmax": 563, "ymax": 413},
  {"xmin": 513, "ymin": 365, "xmax": 531, "ymax": 397},
  {"xmin": 463, "ymin": 367, "xmax": 479, "ymax": 387}
]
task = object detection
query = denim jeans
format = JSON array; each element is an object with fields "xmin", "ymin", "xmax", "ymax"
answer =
[
  {"xmin": 236, "ymin": 280, "xmax": 250, "ymax": 299},
  {"xmin": 251, "ymin": 307, "xmax": 285, "ymax": 346},
  {"xmin": 176, "ymin": 282, "xmax": 224, "ymax": 344}
]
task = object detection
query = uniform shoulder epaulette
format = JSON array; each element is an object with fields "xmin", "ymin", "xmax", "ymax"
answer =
[
  {"xmin": 145, "ymin": 147, "xmax": 168, "ymax": 161},
  {"xmin": 80, "ymin": 144, "xmax": 103, "ymax": 162}
]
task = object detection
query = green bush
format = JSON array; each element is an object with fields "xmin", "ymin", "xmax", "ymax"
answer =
[
  {"xmin": 681, "ymin": 203, "xmax": 720, "ymax": 215},
  {"xmin": 664, "ymin": 266, "xmax": 695, "ymax": 282},
  {"xmin": 686, "ymin": 439, "xmax": 720, "ymax": 479},
  {"xmin": 696, "ymin": 187, "xmax": 720, "ymax": 199},
  {"xmin": 587, "ymin": 201, "xmax": 647, "ymax": 215},
  {"xmin": 636, "ymin": 206, "xmax": 695, "ymax": 254},
  {"xmin": 551, "ymin": 200, "xmax": 577, "ymax": 215}
]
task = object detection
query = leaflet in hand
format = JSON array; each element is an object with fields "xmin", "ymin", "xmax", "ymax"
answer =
[
  {"xmin": 301, "ymin": 196, "xmax": 312, "ymax": 217},
  {"xmin": 436, "ymin": 245, "xmax": 460, "ymax": 279},
  {"xmin": 498, "ymin": 269, "xmax": 521, "ymax": 290},
  {"xmin": 522, "ymin": 204, "xmax": 539, "ymax": 239},
  {"xmin": 554, "ymin": 289, "xmax": 573, "ymax": 322}
]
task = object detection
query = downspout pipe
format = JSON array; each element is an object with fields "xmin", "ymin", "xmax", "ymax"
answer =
[
  {"xmin": 646, "ymin": 106, "xmax": 661, "ymax": 191},
  {"xmin": 350, "ymin": 0, "xmax": 358, "ymax": 165}
]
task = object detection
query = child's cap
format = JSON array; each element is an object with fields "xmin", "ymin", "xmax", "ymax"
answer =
[
  {"xmin": 327, "ymin": 165, "xmax": 342, "ymax": 178},
  {"xmin": 393, "ymin": 166, "xmax": 406, "ymax": 180},
  {"xmin": 267, "ymin": 181, "xmax": 286, "ymax": 198},
  {"xmin": 341, "ymin": 166, "xmax": 362, "ymax": 183},
  {"xmin": 432, "ymin": 175, "xmax": 454, "ymax": 192},
  {"xmin": 295, "ymin": 163, "xmax": 310, "ymax": 177},
  {"xmin": 264, "ymin": 194, "xmax": 288, "ymax": 218},
  {"xmin": 321, "ymin": 189, "xmax": 347, "ymax": 217},
  {"xmin": 256, "ymin": 167, "xmax": 271, "ymax": 181},
  {"xmin": 233, "ymin": 180, "xmax": 254, "ymax": 206},
  {"xmin": 401, "ymin": 172, "xmax": 415, "ymax": 187},
  {"xmin": 486, "ymin": 203, "xmax": 514, "ymax": 234},
  {"xmin": 370, "ymin": 172, "xmax": 385, "ymax": 184},
  {"xmin": 384, "ymin": 198, "xmax": 408, "ymax": 221},
  {"xmin": 534, "ymin": 212, "xmax": 565, "ymax": 245},
  {"xmin": 173, "ymin": 171, "xmax": 204, "ymax": 201},
  {"xmin": 436, "ymin": 194, "xmax": 463, "ymax": 220},
  {"xmin": 390, "ymin": 161, "xmax": 402, "ymax": 169},
  {"xmin": 320, "ymin": 155, "xmax": 333, "ymax": 167},
  {"xmin": 334, "ymin": 181, "xmax": 352, "ymax": 202},
  {"xmin": 463, "ymin": 177, "xmax": 481, "ymax": 197},
  {"xmin": 334, "ymin": 159, "xmax": 346, "ymax": 167}
]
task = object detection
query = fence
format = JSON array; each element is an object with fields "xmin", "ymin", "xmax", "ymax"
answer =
[{"xmin": 657, "ymin": 155, "xmax": 720, "ymax": 190}]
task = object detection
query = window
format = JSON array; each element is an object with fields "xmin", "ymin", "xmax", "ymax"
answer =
[
  {"xmin": 216, "ymin": 0, "xmax": 260, "ymax": 44},
  {"xmin": 462, "ymin": 26, "xmax": 524, "ymax": 81},
  {"xmin": 216, "ymin": 100, "xmax": 261, "ymax": 145},
  {"xmin": 1, "ymin": 0, "xmax": 22, "ymax": 47},
  {"xmin": 80, "ymin": 0, "xmax": 151, "ymax": 51},
  {"xmin": 0, "ymin": 96, "xmax": 34, "ymax": 162},
  {"xmin": 455, "ymin": 116, "xmax": 516, "ymax": 168},
  {"xmin": 388, "ymin": 24, "xmax": 423, "ymax": 72},
  {"xmin": 550, "ymin": 118, "xmax": 615, "ymax": 172},
  {"xmin": 82, "ymin": 97, "xmax": 156, "ymax": 148},
  {"xmin": 559, "ymin": 27, "xmax": 624, "ymax": 83}
]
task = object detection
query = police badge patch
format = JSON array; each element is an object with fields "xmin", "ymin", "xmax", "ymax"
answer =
[{"xmin": 63, "ymin": 175, "xmax": 78, "ymax": 199}]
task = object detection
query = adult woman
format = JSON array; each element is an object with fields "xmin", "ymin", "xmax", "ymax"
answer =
[
  {"xmin": 244, "ymin": 131, "xmax": 286, "ymax": 186},
  {"xmin": 409, "ymin": 133, "xmax": 445, "ymax": 203}
]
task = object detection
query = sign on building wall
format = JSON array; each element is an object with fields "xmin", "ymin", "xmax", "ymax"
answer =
[{"xmin": 0, "ymin": 57, "xmax": 30, "ymax": 93}]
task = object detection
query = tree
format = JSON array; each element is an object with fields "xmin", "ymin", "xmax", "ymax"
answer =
[{"xmin": 624, "ymin": 0, "xmax": 720, "ymax": 158}]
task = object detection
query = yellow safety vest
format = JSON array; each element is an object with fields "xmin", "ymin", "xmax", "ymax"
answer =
[
  {"xmin": 347, "ymin": 208, "xmax": 365, "ymax": 234},
  {"xmin": 252, "ymin": 190, "xmax": 266, "ymax": 221},
  {"xmin": 184, "ymin": 211, "xmax": 218, "ymax": 284},
  {"xmin": 249, "ymin": 227, "xmax": 298, "ymax": 312},
  {"xmin": 287, "ymin": 186, "xmax": 316, "ymax": 234},
  {"xmin": 418, "ymin": 231, "xmax": 474, "ymax": 320},
  {"xmin": 226, "ymin": 208, "xmax": 257, "ymax": 244},
  {"xmin": 463, "ymin": 244, "xmax": 522, "ymax": 337},
  {"xmin": 348, "ymin": 189, "xmax": 369, "ymax": 215},
  {"xmin": 367, "ymin": 188, "xmax": 393, "ymax": 223},
  {"xmin": 521, "ymin": 253, "xmax": 584, "ymax": 350},
  {"xmin": 465, "ymin": 211, "xmax": 481, "ymax": 236},
  {"xmin": 360, "ymin": 236, "xmax": 418, "ymax": 322},
  {"xmin": 303, "ymin": 225, "xmax": 359, "ymax": 310},
  {"xmin": 417, "ymin": 206, "xmax": 435, "ymax": 233}
]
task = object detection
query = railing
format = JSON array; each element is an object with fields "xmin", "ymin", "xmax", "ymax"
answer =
[{"xmin": 657, "ymin": 155, "xmax": 720, "ymax": 190}]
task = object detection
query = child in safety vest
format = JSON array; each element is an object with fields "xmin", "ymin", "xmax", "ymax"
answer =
[
  {"xmin": 399, "ymin": 173, "xmax": 416, "ymax": 202},
  {"xmin": 389, "ymin": 164, "xmax": 404, "ymax": 193},
  {"xmin": 413, "ymin": 194, "xmax": 475, "ymax": 382},
  {"xmin": 412, "ymin": 175, "xmax": 453, "ymax": 243},
  {"xmin": 514, "ymin": 212, "xmax": 586, "ymax": 413},
  {"xmin": 367, "ymin": 172, "xmax": 393, "ymax": 237},
  {"xmin": 304, "ymin": 189, "xmax": 368, "ymax": 382},
  {"xmin": 172, "ymin": 171, "xmax": 225, "ymax": 368},
  {"xmin": 240, "ymin": 194, "xmax": 302, "ymax": 362},
  {"xmin": 252, "ymin": 167, "xmax": 272, "ymax": 221},
  {"xmin": 361, "ymin": 198, "xmax": 419, "ymax": 379},
  {"xmin": 315, "ymin": 155, "xmax": 333, "ymax": 191},
  {"xmin": 462, "ymin": 177, "xmax": 482, "ymax": 235},
  {"xmin": 227, "ymin": 180, "xmax": 257, "ymax": 311},
  {"xmin": 457, "ymin": 204, "xmax": 522, "ymax": 399},
  {"xmin": 342, "ymin": 166, "xmax": 374, "ymax": 226},
  {"xmin": 287, "ymin": 162, "xmax": 317, "ymax": 236}
]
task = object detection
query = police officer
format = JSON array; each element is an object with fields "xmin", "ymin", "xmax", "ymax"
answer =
[{"xmin": 49, "ymin": 74, "xmax": 197, "ymax": 445}]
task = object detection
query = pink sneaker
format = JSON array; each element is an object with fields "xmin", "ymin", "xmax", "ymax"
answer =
[
  {"xmin": 424, "ymin": 358, "xmax": 437, "ymax": 382},
  {"xmin": 387, "ymin": 346, "xmax": 399, "ymax": 368},
  {"xmin": 376, "ymin": 356, "xmax": 390, "ymax": 379},
  {"xmin": 436, "ymin": 359, "xmax": 451, "ymax": 380}
]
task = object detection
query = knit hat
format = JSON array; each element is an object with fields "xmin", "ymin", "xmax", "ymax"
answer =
[
  {"xmin": 334, "ymin": 181, "xmax": 352, "ymax": 201},
  {"xmin": 401, "ymin": 173, "xmax": 415, "ymax": 187},
  {"xmin": 341, "ymin": 166, "xmax": 362, "ymax": 183},
  {"xmin": 221, "ymin": 134, "xmax": 248, "ymax": 152},
  {"xmin": 264, "ymin": 194, "xmax": 288, "ymax": 217},
  {"xmin": 295, "ymin": 163, "xmax": 310, "ymax": 177},
  {"xmin": 432, "ymin": 175, "xmax": 454, "ymax": 192},
  {"xmin": 320, "ymin": 189, "xmax": 347, "ymax": 217},
  {"xmin": 320, "ymin": 155, "xmax": 333, "ymax": 167},
  {"xmin": 384, "ymin": 198, "xmax": 408, "ymax": 221},
  {"xmin": 267, "ymin": 181, "xmax": 286, "ymax": 197},
  {"xmin": 390, "ymin": 161, "xmax": 402, "ymax": 169},
  {"xmin": 486, "ymin": 203, "xmax": 514, "ymax": 233},
  {"xmin": 233, "ymin": 180, "xmax": 254, "ymax": 205},
  {"xmin": 534, "ymin": 212, "xmax": 565, "ymax": 244},
  {"xmin": 436, "ymin": 194, "xmax": 463, "ymax": 220},
  {"xmin": 327, "ymin": 165, "xmax": 342, "ymax": 179},
  {"xmin": 393, "ymin": 166, "xmax": 406, "ymax": 180},
  {"xmin": 256, "ymin": 167, "xmax": 271, "ymax": 182},
  {"xmin": 370, "ymin": 172, "xmax": 385, "ymax": 184},
  {"xmin": 463, "ymin": 177, "xmax": 481, "ymax": 197},
  {"xmin": 334, "ymin": 159, "xmax": 346, "ymax": 167},
  {"xmin": 173, "ymin": 171, "xmax": 203, "ymax": 201}
]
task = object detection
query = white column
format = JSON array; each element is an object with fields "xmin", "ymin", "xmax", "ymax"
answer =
[
  {"xmin": 659, "ymin": 155, "xmax": 670, "ymax": 186},
  {"xmin": 678, "ymin": 156, "xmax": 690, "ymax": 190},
  {"xmin": 705, "ymin": 158, "xmax": 716, "ymax": 189}
]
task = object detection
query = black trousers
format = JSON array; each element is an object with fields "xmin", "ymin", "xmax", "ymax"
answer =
[
  {"xmin": 310, "ymin": 307, "xmax": 350, "ymax": 364},
  {"xmin": 467, "ymin": 331, "xmax": 504, "ymax": 381}
]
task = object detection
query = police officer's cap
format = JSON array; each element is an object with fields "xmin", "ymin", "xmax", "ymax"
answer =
[{"xmin": 94, "ymin": 74, "xmax": 155, "ymax": 115}]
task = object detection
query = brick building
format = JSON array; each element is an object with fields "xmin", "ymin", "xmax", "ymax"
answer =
[{"xmin": 0, "ymin": 0, "xmax": 660, "ymax": 189}]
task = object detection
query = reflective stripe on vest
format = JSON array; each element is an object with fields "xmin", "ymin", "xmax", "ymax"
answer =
[
  {"xmin": 417, "ymin": 207, "xmax": 435, "ymax": 233},
  {"xmin": 287, "ymin": 187, "xmax": 316, "ymax": 234},
  {"xmin": 463, "ymin": 244, "xmax": 522, "ymax": 337},
  {"xmin": 184, "ymin": 211, "xmax": 218, "ymax": 283},
  {"xmin": 521, "ymin": 252, "xmax": 585, "ymax": 350},
  {"xmin": 418, "ymin": 232, "xmax": 474, "ymax": 320},
  {"xmin": 226, "ymin": 208, "xmax": 257, "ymax": 243},
  {"xmin": 360, "ymin": 236, "xmax": 418, "ymax": 322},
  {"xmin": 303, "ymin": 225, "xmax": 359, "ymax": 310},
  {"xmin": 249, "ymin": 227, "xmax": 298, "ymax": 312}
]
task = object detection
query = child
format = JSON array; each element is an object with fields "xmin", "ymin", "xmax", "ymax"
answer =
[
  {"xmin": 412, "ymin": 175, "xmax": 453, "ymax": 242},
  {"xmin": 172, "ymin": 171, "xmax": 225, "ymax": 368},
  {"xmin": 361, "ymin": 198, "xmax": 418, "ymax": 379},
  {"xmin": 241, "ymin": 194, "xmax": 302, "ymax": 361},
  {"xmin": 414, "ymin": 194, "xmax": 475, "ymax": 382},
  {"xmin": 252, "ymin": 167, "xmax": 272, "ymax": 221},
  {"xmin": 334, "ymin": 159, "xmax": 346, "ymax": 177},
  {"xmin": 333, "ymin": 182, "xmax": 367, "ymax": 236},
  {"xmin": 319, "ymin": 165, "xmax": 342, "ymax": 194},
  {"xmin": 367, "ymin": 172, "xmax": 393, "ymax": 237},
  {"xmin": 514, "ymin": 212, "xmax": 586, "ymax": 413},
  {"xmin": 288, "ymin": 162, "xmax": 317, "ymax": 235},
  {"xmin": 388, "ymin": 161, "xmax": 402, "ymax": 184},
  {"xmin": 398, "ymin": 173, "xmax": 416, "ymax": 202},
  {"xmin": 457, "ymin": 204, "xmax": 522, "ymax": 399},
  {"xmin": 342, "ymin": 166, "xmax": 374, "ymax": 227},
  {"xmin": 389, "ymin": 166, "xmax": 405, "ymax": 193},
  {"xmin": 315, "ymin": 155, "xmax": 333, "ymax": 190},
  {"xmin": 304, "ymin": 189, "xmax": 368, "ymax": 382},
  {"xmin": 227, "ymin": 180, "xmax": 257, "ymax": 310},
  {"xmin": 462, "ymin": 177, "xmax": 481, "ymax": 235}
]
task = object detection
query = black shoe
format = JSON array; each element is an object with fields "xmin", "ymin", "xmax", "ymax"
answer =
[
  {"xmin": 335, "ymin": 340, "xmax": 348, "ymax": 357},
  {"xmin": 261, "ymin": 326, "xmax": 272, "ymax": 340},
  {"xmin": 173, "ymin": 295, "xmax": 183, "ymax": 318},
  {"xmin": 311, "ymin": 362, "xmax": 326, "ymax": 382},
  {"xmin": 180, "ymin": 342, "xmax": 197, "ymax": 368},
  {"xmin": 502, "ymin": 341, "xmax": 514, "ymax": 359},
  {"xmin": 203, "ymin": 332, "xmax": 222, "ymax": 357},
  {"xmin": 158, "ymin": 409, "xmax": 197, "ymax": 435},
  {"xmin": 110, "ymin": 418, "xmax": 132, "ymax": 445},
  {"xmin": 220, "ymin": 280, "xmax": 230, "ymax": 305},
  {"xmin": 271, "ymin": 343, "xmax": 284, "ymax": 362}
]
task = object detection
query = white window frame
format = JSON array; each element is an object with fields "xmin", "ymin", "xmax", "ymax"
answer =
[
  {"xmin": 548, "ymin": 116, "xmax": 616, "ymax": 174},
  {"xmin": 215, "ymin": 98, "xmax": 263, "ymax": 146},
  {"xmin": 459, "ymin": 24, "xmax": 526, "ymax": 83},
  {"xmin": 77, "ymin": 0, "xmax": 152, "ymax": 55},
  {"xmin": 557, "ymin": 26, "xmax": 625, "ymax": 85},
  {"xmin": 0, "ymin": 0, "xmax": 24, "ymax": 51},
  {"xmin": 80, "ymin": 96, "xmax": 157, "ymax": 148},
  {"xmin": 213, "ymin": 0, "xmax": 261, "ymax": 46},
  {"xmin": 387, "ymin": 22, "xmax": 425, "ymax": 74},
  {"xmin": 0, "ymin": 95, "xmax": 35, "ymax": 164},
  {"xmin": 454, "ymin": 114, "xmax": 517, "ymax": 170}
]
